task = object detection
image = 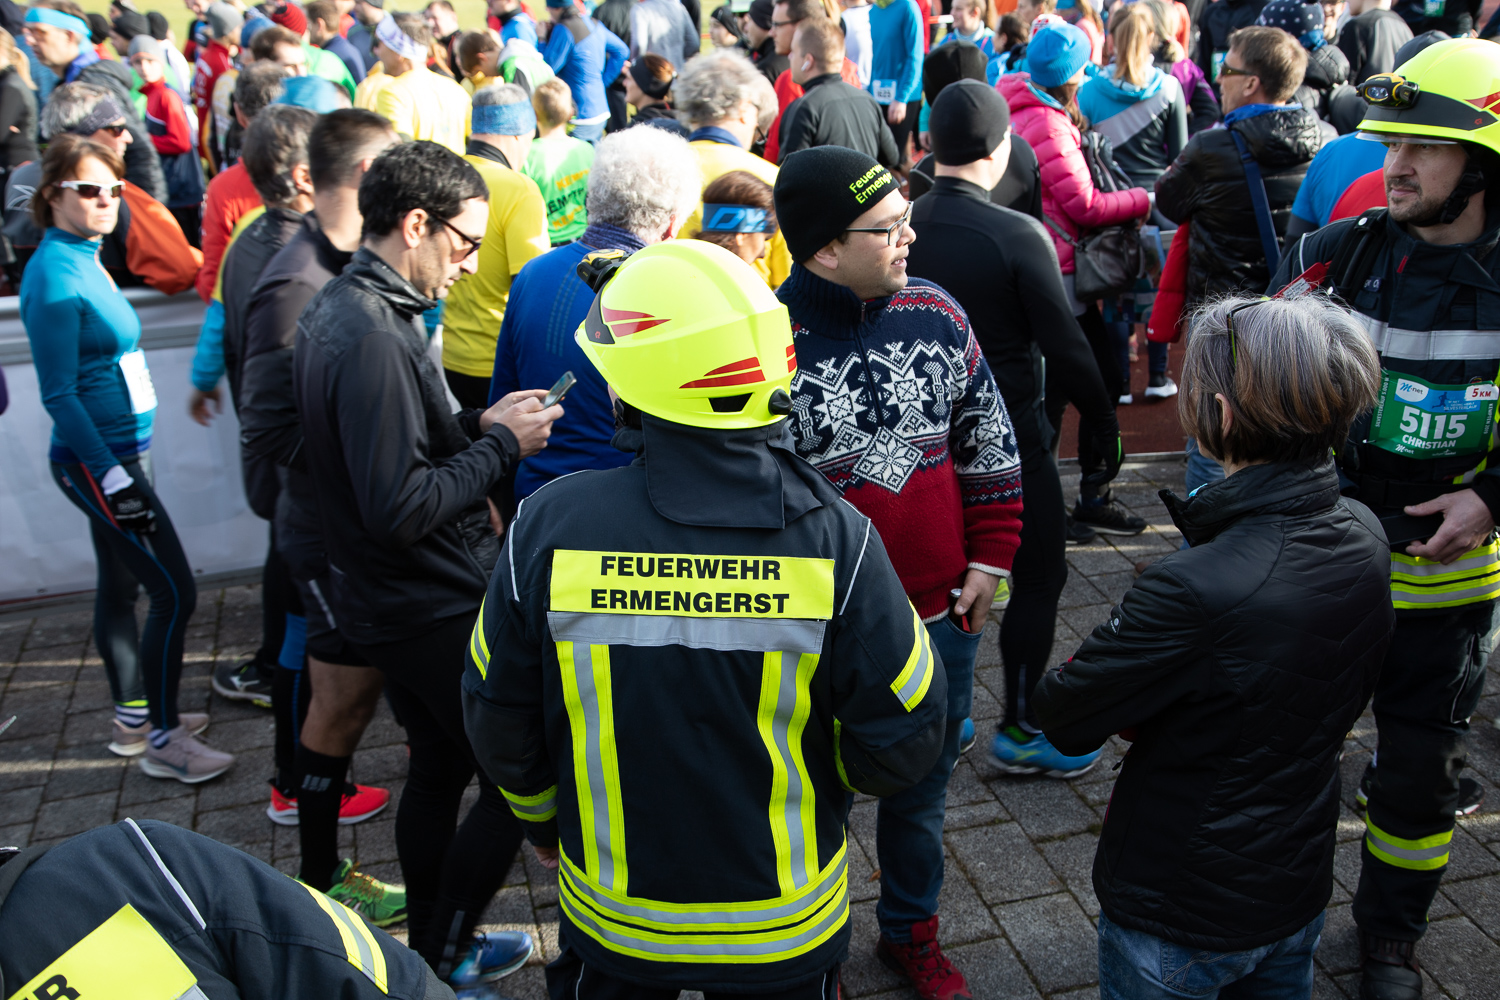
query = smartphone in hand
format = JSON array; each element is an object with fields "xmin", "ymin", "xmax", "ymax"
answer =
[{"xmin": 544, "ymin": 371, "xmax": 576, "ymax": 409}]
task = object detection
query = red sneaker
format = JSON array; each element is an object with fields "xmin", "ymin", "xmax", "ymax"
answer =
[
  {"xmin": 875, "ymin": 916, "xmax": 972, "ymax": 1000},
  {"xmin": 265, "ymin": 784, "xmax": 391, "ymax": 826}
]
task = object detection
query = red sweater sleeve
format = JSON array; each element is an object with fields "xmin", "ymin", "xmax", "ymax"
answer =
[
  {"xmin": 953, "ymin": 328, "xmax": 1023, "ymax": 577},
  {"xmin": 145, "ymin": 81, "xmax": 193, "ymax": 156}
]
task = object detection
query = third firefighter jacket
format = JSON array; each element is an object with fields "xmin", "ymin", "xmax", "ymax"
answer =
[{"xmin": 462, "ymin": 414, "xmax": 947, "ymax": 993}]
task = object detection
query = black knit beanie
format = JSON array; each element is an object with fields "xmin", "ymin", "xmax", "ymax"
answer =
[
  {"xmin": 931, "ymin": 79, "xmax": 1011, "ymax": 166},
  {"xmin": 774, "ymin": 146, "xmax": 898, "ymax": 262},
  {"xmin": 922, "ymin": 39, "xmax": 987, "ymax": 107}
]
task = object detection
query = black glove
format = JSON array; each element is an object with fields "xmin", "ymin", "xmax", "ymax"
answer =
[
  {"xmin": 1082, "ymin": 428, "xmax": 1125, "ymax": 493},
  {"xmin": 108, "ymin": 483, "xmax": 157, "ymax": 534}
]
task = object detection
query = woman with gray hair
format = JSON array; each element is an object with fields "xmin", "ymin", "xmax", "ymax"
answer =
[{"xmin": 1032, "ymin": 294, "xmax": 1396, "ymax": 997}]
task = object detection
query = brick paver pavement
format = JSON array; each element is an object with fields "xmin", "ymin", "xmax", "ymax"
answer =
[{"xmin": 6, "ymin": 458, "xmax": 1500, "ymax": 998}]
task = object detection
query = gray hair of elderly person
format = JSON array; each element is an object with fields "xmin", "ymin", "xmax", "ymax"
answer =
[
  {"xmin": 1179, "ymin": 295, "xmax": 1381, "ymax": 467},
  {"xmin": 39, "ymin": 83, "xmax": 115, "ymax": 139},
  {"xmin": 472, "ymin": 81, "xmax": 530, "ymax": 109},
  {"xmin": 241, "ymin": 104, "xmax": 318, "ymax": 208},
  {"xmin": 235, "ymin": 62, "xmax": 290, "ymax": 122},
  {"xmin": 675, "ymin": 49, "xmax": 769, "ymax": 129},
  {"xmin": 585, "ymin": 126, "xmax": 703, "ymax": 244}
]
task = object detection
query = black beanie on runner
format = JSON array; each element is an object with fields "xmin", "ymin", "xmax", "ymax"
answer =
[
  {"xmin": 922, "ymin": 39, "xmax": 988, "ymax": 107},
  {"xmin": 775, "ymin": 146, "xmax": 898, "ymax": 262},
  {"xmin": 930, "ymin": 79, "xmax": 1012, "ymax": 166}
]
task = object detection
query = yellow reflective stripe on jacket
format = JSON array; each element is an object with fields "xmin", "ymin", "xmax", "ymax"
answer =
[
  {"xmin": 298, "ymin": 880, "xmax": 390, "ymax": 993},
  {"xmin": 502, "ymin": 785, "xmax": 559, "ymax": 822},
  {"xmin": 1365, "ymin": 815, "xmax": 1452, "ymax": 871},
  {"xmin": 550, "ymin": 550, "xmax": 835, "ymax": 620},
  {"xmin": 890, "ymin": 605, "xmax": 935, "ymax": 712},
  {"xmin": 1390, "ymin": 537, "xmax": 1500, "ymax": 609},
  {"xmin": 8, "ymin": 903, "xmax": 199, "ymax": 1000},
  {"xmin": 557, "ymin": 846, "xmax": 849, "ymax": 963},
  {"xmin": 832, "ymin": 718, "xmax": 855, "ymax": 792},
  {"xmin": 559, "ymin": 639, "xmax": 628, "ymax": 893},
  {"xmin": 757, "ymin": 650, "xmax": 821, "ymax": 894},
  {"xmin": 468, "ymin": 595, "xmax": 492, "ymax": 678}
]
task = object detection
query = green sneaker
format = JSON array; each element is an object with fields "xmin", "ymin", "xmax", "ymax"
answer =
[{"xmin": 324, "ymin": 859, "xmax": 408, "ymax": 927}]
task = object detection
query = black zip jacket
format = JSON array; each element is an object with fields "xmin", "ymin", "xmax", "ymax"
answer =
[
  {"xmin": 292, "ymin": 248, "xmax": 520, "ymax": 646},
  {"xmin": 778, "ymin": 72, "xmax": 901, "ymax": 169},
  {"xmin": 75, "ymin": 59, "xmax": 168, "ymax": 205},
  {"xmin": 906, "ymin": 176, "xmax": 1116, "ymax": 457},
  {"xmin": 222, "ymin": 205, "xmax": 304, "ymax": 520},
  {"xmin": 1156, "ymin": 105, "xmax": 1322, "ymax": 308},
  {"xmin": 239, "ymin": 212, "xmax": 352, "ymax": 573},
  {"xmin": 1034, "ymin": 460, "xmax": 1394, "ymax": 951},
  {"xmin": 0, "ymin": 820, "xmax": 447, "ymax": 1000},
  {"xmin": 1195, "ymin": 0, "xmax": 1268, "ymax": 82},
  {"xmin": 1271, "ymin": 212, "xmax": 1500, "ymax": 520},
  {"xmin": 750, "ymin": 34, "xmax": 789, "ymax": 86},
  {"xmin": 1338, "ymin": 7, "xmax": 1414, "ymax": 84},
  {"xmin": 463, "ymin": 414, "xmax": 946, "ymax": 992},
  {"xmin": 629, "ymin": 102, "xmax": 690, "ymax": 137},
  {"xmin": 1293, "ymin": 43, "xmax": 1352, "ymax": 124},
  {"xmin": 907, "ymin": 134, "xmax": 1042, "ymax": 218}
]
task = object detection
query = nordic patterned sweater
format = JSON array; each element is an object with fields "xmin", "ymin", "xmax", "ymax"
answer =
[{"xmin": 778, "ymin": 263, "xmax": 1024, "ymax": 620}]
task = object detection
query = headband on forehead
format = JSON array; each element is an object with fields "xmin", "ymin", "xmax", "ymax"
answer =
[
  {"xmin": 702, "ymin": 204, "xmax": 777, "ymax": 234},
  {"xmin": 68, "ymin": 97, "xmax": 127, "ymax": 136},
  {"xmin": 25, "ymin": 6, "xmax": 90, "ymax": 36},
  {"xmin": 375, "ymin": 14, "xmax": 425, "ymax": 60},
  {"xmin": 473, "ymin": 100, "xmax": 536, "ymax": 135}
]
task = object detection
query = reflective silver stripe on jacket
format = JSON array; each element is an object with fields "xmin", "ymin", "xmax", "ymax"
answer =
[
  {"xmin": 1353, "ymin": 314, "xmax": 1500, "ymax": 361},
  {"xmin": 549, "ymin": 611, "xmax": 827, "ymax": 655},
  {"xmin": 1091, "ymin": 80, "xmax": 1179, "ymax": 151}
]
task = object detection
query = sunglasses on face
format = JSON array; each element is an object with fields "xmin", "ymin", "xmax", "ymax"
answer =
[
  {"xmin": 59, "ymin": 179, "xmax": 124, "ymax": 199},
  {"xmin": 1218, "ymin": 62, "xmax": 1255, "ymax": 79},
  {"xmin": 845, "ymin": 202, "xmax": 912, "ymax": 247},
  {"xmin": 99, "ymin": 123, "xmax": 128, "ymax": 137},
  {"xmin": 434, "ymin": 214, "xmax": 483, "ymax": 261}
]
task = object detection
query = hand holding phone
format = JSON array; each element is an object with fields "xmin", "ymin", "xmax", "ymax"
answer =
[{"xmin": 544, "ymin": 371, "xmax": 577, "ymax": 408}]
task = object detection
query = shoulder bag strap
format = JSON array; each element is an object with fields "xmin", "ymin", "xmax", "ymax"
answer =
[
  {"xmin": 1041, "ymin": 212, "xmax": 1081, "ymax": 247},
  {"xmin": 1228, "ymin": 126, "xmax": 1282, "ymax": 272}
]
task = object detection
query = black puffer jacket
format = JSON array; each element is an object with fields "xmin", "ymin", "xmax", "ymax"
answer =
[
  {"xmin": 292, "ymin": 248, "xmax": 520, "ymax": 646},
  {"xmin": 1034, "ymin": 460, "xmax": 1394, "ymax": 951},
  {"xmin": 1294, "ymin": 42, "xmax": 1352, "ymax": 124},
  {"xmin": 1155, "ymin": 105, "xmax": 1322, "ymax": 307}
]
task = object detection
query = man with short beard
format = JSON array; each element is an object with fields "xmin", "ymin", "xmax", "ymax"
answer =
[{"xmin": 1270, "ymin": 37, "xmax": 1500, "ymax": 1000}]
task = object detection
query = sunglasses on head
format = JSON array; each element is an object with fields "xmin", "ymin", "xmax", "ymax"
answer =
[{"xmin": 59, "ymin": 179, "xmax": 124, "ymax": 199}]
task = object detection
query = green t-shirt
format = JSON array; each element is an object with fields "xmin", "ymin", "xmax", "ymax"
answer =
[
  {"xmin": 522, "ymin": 133, "xmax": 594, "ymax": 245},
  {"xmin": 305, "ymin": 44, "xmax": 356, "ymax": 100}
]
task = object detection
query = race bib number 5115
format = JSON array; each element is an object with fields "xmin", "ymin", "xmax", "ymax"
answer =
[{"xmin": 1368, "ymin": 371, "xmax": 1499, "ymax": 459}]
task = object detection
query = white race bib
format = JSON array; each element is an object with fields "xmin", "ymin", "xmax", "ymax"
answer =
[
  {"xmin": 119, "ymin": 349, "xmax": 157, "ymax": 415},
  {"xmin": 873, "ymin": 79, "xmax": 896, "ymax": 104}
]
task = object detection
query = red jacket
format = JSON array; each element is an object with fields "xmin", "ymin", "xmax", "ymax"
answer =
[
  {"xmin": 191, "ymin": 39, "xmax": 233, "ymax": 155},
  {"xmin": 998, "ymin": 72, "xmax": 1149, "ymax": 274},
  {"xmin": 140, "ymin": 77, "xmax": 193, "ymax": 156},
  {"xmin": 195, "ymin": 163, "xmax": 262, "ymax": 302},
  {"xmin": 1329, "ymin": 168, "xmax": 1384, "ymax": 222}
]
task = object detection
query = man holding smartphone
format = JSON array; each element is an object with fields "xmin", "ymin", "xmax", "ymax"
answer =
[{"xmin": 1268, "ymin": 41, "xmax": 1500, "ymax": 999}]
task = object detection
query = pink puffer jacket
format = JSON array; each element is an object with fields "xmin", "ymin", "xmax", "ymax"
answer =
[{"xmin": 998, "ymin": 72, "xmax": 1150, "ymax": 275}]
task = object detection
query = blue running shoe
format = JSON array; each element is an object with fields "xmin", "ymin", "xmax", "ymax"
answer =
[
  {"xmin": 990, "ymin": 728, "xmax": 1100, "ymax": 778},
  {"xmin": 450, "ymin": 931, "xmax": 534, "ymax": 986},
  {"xmin": 959, "ymin": 718, "xmax": 976, "ymax": 755}
]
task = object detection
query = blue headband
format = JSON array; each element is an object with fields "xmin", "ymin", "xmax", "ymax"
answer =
[
  {"xmin": 702, "ymin": 204, "xmax": 776, "ymax": 234},
  {"xmin": 472, "ymin": 100, "xmax": 536, "ymax": 136},
  {"xmin": 25, "ymin": 7, "xmax": 90, "ymax": 36}
]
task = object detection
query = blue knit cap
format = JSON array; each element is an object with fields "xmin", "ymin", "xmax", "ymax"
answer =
[
  {"xmin": 1024, "ymin": 21, "xmax": 1091, "ymax": 88},
  {"xmin": 1256, "ymin": 0, "xmax": 1325, "ymax": 49},
  {"xmin": 278, "ymin": 76, "xmax": 345, "ymax": 113}
]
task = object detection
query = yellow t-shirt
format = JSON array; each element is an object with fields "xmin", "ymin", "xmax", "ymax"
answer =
[
  {"xmin": 679, "ymin": 140, "xmax": 790, "ymax": 290},
  {"xmin": 374, "ymin": 66, "xmax": 473, "ymax": 154},
  {"xmin": 463, "ymin": 72, "xmax": 499, "ymax": 96},
  {"xmin": 354, "ymin": 64, "xmax": 392, "ymax": 111},
  {"xmin": 441, "ymin": 151, "xmax": 551, "ymax": 378}
]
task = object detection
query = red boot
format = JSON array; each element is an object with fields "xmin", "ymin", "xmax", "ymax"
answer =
[{"xmin": 875, "ymin": 915, "xmax": 972, "ymax": 1000}]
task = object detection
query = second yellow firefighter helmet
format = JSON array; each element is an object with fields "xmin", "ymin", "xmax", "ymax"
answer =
[{"xmin": 573, "ymin": 240, "xmax": 797, "ymax": 430}]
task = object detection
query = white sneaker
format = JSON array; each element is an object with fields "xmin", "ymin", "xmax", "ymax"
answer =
[
  {"xmin": 140, "ymin": 727, "xmax": 235, "ymax": 784},
  {"xmin": 108, "ymin": 713, "xmax": 208, "ymax": 757},
  {"xmin": 1144, "ymin": 375, "xmax": 1178, "ymax": 399},
  {"xmin": 1117, "ymin": 393, "xmax": 1134, "ymax": 405}
]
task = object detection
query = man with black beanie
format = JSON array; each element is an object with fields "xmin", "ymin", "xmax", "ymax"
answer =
[
  {"xmin": 775, "ymin": 143, "xmax": 1025, "ymax": 1000},
  {"xmin": 906, "ymin": 78, "xmax": 1124, "ymax": 785},
  {"xmin": 907, "ymin": 39, "xmax": 1040, "ymax": 217},
  {"xmin": 744, "ymin": 0, "xmax": 788, "ymax": 84}
]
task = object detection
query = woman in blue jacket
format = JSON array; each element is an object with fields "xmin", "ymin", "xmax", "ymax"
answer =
[
  {"xmin": 21, "ymin": 134, "xmax": 232, "ymax": 784},
  {"xmin": 1077, "ymin": 2, "xmax": 1187, "ymax": 405},
  {"xmin": 541, "ymin": 0, "xmax": 629, "ymax": 145}
]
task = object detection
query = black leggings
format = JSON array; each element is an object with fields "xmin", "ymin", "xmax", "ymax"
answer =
[
  {"xmin": 999, "ymin": 448, "xmax": 1069, "ymax": 731},
  {"xmin": 52, "ymin": 457, "xmax": 197, "ymax": 732},
  {"xmin": 1046, "ymin": 302, "xmax": 1121, "ymax": 498},
  {"xmin": 353, "ymin": 614, "xmax": 524, "ymax": 974}
]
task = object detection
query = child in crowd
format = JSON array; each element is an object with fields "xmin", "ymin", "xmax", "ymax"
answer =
[{"xmin": 522, "ymin": 77, "xmax": 593, "ymax": 245}]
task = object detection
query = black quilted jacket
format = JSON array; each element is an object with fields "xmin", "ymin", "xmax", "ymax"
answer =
[{"xmin": 1034, "ymin": 459, "xmax": 1394, "ymax": 950}]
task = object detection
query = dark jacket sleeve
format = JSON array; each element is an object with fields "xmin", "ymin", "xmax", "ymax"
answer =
[
  {"xmin": 827, "ymin": 522, "xmax": 948, "ymax": 797},
  {"xmin": 1033, "ymin": 562, "xmax": 1209, "ymax": 756},
  {"xmin": 779, "ymin": 96, "xmax": 813, "ymax": 161},
  {"xmin": 1014, "ymin": 216, "xmax": 1118, "ymax": 435},
  {"xmin": 239, "ymin": 276, "xmax": 316, "ymax": 475},
  {"xmin": 876, "ymin": 106, "xmax": 901, "ymax": 171},
  {"xmin": 463, "ymin": 514, "xmax": 558, "ymax": 846},
  {"xmin": 1154, "ymin": 135, "xmax": 1206, "ymax": 225},
  {"xmin": 332, "ymin": 329, "xmax": 519, "ymax": 549}
]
